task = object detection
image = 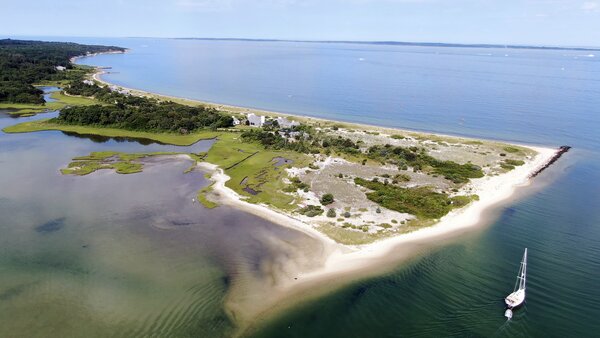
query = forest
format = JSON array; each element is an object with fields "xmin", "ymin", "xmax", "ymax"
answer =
[
  {"xmin": 56, "ymin": 82, "xmax": 233, "ymax": 132},
  {"xmin": 0, "ymin": 39, "xmax": 124, "ymax": 103}
]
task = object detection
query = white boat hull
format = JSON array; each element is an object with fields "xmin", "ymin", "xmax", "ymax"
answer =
[{"xmin": 505, "ymin": 288, "xmax": 525, "ymax": 308}]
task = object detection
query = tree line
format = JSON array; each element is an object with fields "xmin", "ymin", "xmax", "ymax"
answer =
[
  {"xmin": 56, "ymin": 82, "xmax": 233, "ymax": 132},
  {"xmin": 0, "ymin": 39, "xmax": 124, "ymax": 104}
]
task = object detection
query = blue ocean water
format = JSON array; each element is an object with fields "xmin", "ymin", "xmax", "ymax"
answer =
[
  {"xmin": 70, "ymin": 37, "xmax": 599, "ymax": 150},
  {"xmin": 13, "ymin": 37, "xmax": 600, "ymax": 336}
]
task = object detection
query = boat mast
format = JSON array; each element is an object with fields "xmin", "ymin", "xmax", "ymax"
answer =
[
  {"xmin": 512, "ymin": 248, "xmax": 528, "ymax": 292},
  {"xmin": 520, "ymin": 248, "xmax": 527, "ymax": 290}
]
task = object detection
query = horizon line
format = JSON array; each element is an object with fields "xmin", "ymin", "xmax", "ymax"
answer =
[
  {"xmin": 3, "ymin": 34, "xmax": 600, "ymax": 51},
  {"xmin": 168, "ymin": 37, "xmax": 600, "ymax": 51}
]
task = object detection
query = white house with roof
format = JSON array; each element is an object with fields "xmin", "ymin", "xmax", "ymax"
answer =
[
  {"xmin": 55, "ymin": 66, "xmax": 66, "ymax": 71},
  {"xmin": 276, "ymin": 117, "xmax": 300, "ymax": 128},
  {"xmin": 247, "ymin": 113, "xmax": 266, "ymax": 127},
  {"xmin": 232, "ymin": 116, "xmax": 241, "ymax": 125}
]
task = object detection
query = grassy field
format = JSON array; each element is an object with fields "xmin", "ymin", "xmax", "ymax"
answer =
[
  {"xmin": 61, "ymin": 151, "xmax": 179, "ymax": 175},
  {"xmin": 224, "ymin": 148, "xmax": 311, "ymax": 210},
  {"xmin": 0, "ymin": 90, "xmax": 100, "ymax": 116},
  {"xmin": 48, "ymin": 91, "xmax": 99, "ymax": 107},
  {"xmin": 197, "ymin": 183, "xmax": 218, "ymax": 209},
  {"xmin": 201, "ymin": 133, "xmax": 312, "ymax": 210},
  {"xmin": 3, "ymin": 118, "xmax": 311, "ymax": 210},
  {"xmin": 2, "ymin": 119, "xmax": 221, "ymax": 146},
  {"xmin": 0, "ymin": 102, "xmax": 49, "ymax": 115}
]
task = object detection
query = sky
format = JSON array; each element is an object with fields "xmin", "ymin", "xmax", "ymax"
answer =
[{"xmin": 1, "ymin": 0, "xmax": 599, "ymax": 47}]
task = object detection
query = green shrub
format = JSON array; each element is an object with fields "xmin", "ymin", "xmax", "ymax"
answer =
[
  {"xmin": 394, "ymin": 173, "xmax": 411, "ymax": 182},
  {"xmin": 354, "ymin": 177, "xmax": 475, "ymax": 219},
  {"xmin": 503, "ymin": 146, "xmax": 521, "ymax": 153},
  {"xmin": 320, "ymin": 193, "xmax": 335, "ymax": 205},
  {"xmin": 504, "ymin": 159, "xmax": 525, "ymax": 166},
  {"xmin": 284, "ymin": 176, "xmax": 309, "ymax": 192},
  {"xmin": 298, "ymin": 205, "xmax": 324, "ymax": 217},
  {"xmin": 327, "ymin": 208, "xmax": 336, "ymax": 218},
  {"xmin": 366, "ymin": 144, "xmax": 483, "ymax": 184}
]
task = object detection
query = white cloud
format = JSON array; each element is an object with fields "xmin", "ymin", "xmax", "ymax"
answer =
[{"xmin": 581, "ymin": 1, "xmax": 599, "ymax": 11}]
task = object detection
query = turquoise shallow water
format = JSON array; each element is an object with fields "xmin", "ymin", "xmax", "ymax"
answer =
[{"xmin": 3, "ymin": 37, "xmax": 600, "ymax": 337}]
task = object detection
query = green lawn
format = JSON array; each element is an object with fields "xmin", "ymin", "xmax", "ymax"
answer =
[
  {"xmin": 0, "ymin": 90, "xmax": 100, "ymax": 116},
  {"xmin": 2, "ymin": 119, "xmax": 221, "ymax": 146},
  {"xmin": 0, "ymin": 102, "xmax": 49, "ymax": 115},
  {"xmin": 48, "ymin": 91, "xmax": 99, "ymax": 107},
  {"xmin": 200, "ymin": 133, "xmax": 312, "ymax": 210},
  {"xmin": 223, "ymin": 148, "xmax": 310, "ymax": 210},
  {"xmin": 204, "ymin": 133, "xmax": 264, "ymax": 168}
]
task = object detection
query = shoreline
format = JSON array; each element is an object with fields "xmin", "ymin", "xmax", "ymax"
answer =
[
  {"xmin": 74, "ymin": 53, "xmax": 563, "ymax": 333},
  {"xmin": 192, "ymin": 145, "xmax": 558, "ymax": 333},
  {"xmin": 200, "ymin": 144, "xmax": 556, "ymax": 252},
  {"xmin": 86, "ymin": 62, "xmax": 548, "ymax": 149}
]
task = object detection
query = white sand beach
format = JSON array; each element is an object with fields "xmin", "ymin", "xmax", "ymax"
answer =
[
  {"xmin": 83, "ymin": 58, "xmax": 560, "ymax": 330},
  {"xmin": 194, "ymin": 144, "xmax": 556, "ymax": 295},
  {"xmin": 189, "ymin": 145, "xmax": 558, "ymax": 333}
]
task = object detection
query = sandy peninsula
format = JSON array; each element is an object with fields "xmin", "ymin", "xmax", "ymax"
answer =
[
  {"xmin": 83, "ymin": 60, "xmax": 559, "ymax": 262},
  {"xmin": 78, "ymin": 58, "xmax": 562, "ymax": 332},
  {"xmin": 192, "ymin": 144, "xmax": 557, "ymax": 333},
  {"xmin": 197, "ymin": 145, "xmax": 555, "ymax": 270}
]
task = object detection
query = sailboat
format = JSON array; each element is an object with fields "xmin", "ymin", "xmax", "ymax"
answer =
[{"xmin": 504, "ymin": 248, "xmax": 527, "ymax": 319}]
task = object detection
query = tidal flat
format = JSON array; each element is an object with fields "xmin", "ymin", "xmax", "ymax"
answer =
[{"xmin": 0, "ymin": 112, "xmax": 326, "ymax": 337}]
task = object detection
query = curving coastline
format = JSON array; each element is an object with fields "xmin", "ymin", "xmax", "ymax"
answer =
[
  {"xmin": 192, "ymin": 145, "xmax": 559, "ymax": 333},
  {"xmin": 73, "ymin": 56, "xmax": 567, "ymax": 334}
]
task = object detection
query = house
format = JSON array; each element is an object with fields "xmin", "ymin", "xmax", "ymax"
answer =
[
  {"xmin": 109, "ymin": 85, "xmax": 130, "ymax": 95},
  {"xmin": 82, "ymin": 80, "xmax": 94, "ymax": 86},
  {"xmin": 276, "ymin": 117, "xmax": 300, "ymax": 128},
  {"xmin": 247, "ymin": 113, "xmax": 266, "ymax": 127},
  {"xmin": 232, "ymin": 116, "xmax": 241, "ymax": 125},
  {"xmin": 55, "ymin": 66, "xmax": 66, "ymax": 71}
]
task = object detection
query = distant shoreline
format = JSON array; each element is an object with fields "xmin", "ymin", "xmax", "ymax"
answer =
[{"xmin": 172, "ymin": 37, "xmax": 600, "ymax": 52}]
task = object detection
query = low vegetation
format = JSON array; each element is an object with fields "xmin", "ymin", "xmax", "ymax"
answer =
[
  {"xmin": 320, "ymin": 193, "xmax": 335, "ymax": 205},
  {"xmin": 501, "ymin": 158, "xmax": 526, "ymax": 170},
  {"xmin": 197, "ymin": 183, "xmax": 218, "ymax": 209},
  {"xmin": 326, "ymin": 208, "xmax": 337, "ymax": 218},
  {"xmin": 2, "ymin": 119, "xmax": 222, "ymax": 146},
  {"xmin": 60, "ymin": 151, "xmax": 176, "ymax": 175},
  {"xmin": 354, "ymin": 177, "xmax": 476, "ymax": 219},
  {"xmin": 298, "ymin": 205, "xmax": 324, "ymax": 217}
]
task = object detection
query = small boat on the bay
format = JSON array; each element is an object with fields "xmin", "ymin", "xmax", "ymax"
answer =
[{"xmin": 504, "ymin": 248, "xmax": 528, "ymax": 319}]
